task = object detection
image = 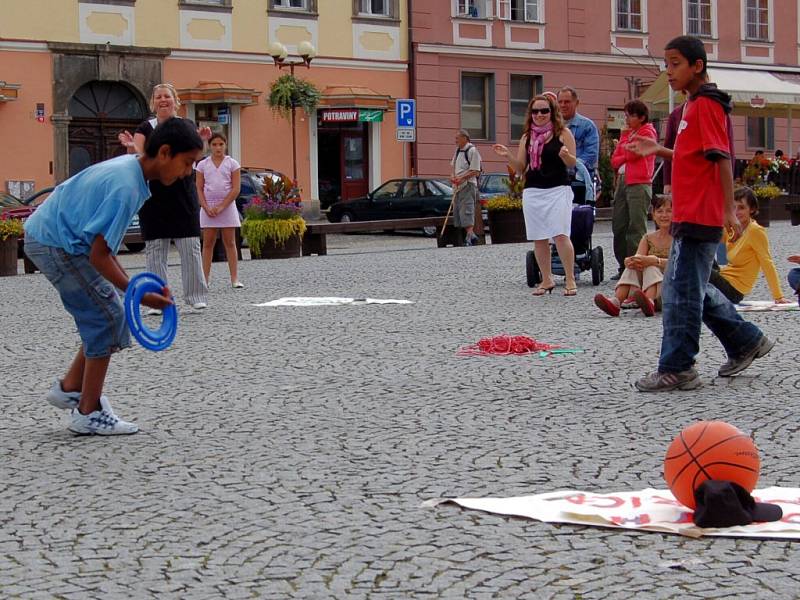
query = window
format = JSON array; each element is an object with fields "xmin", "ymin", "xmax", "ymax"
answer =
[
  {"xmin": 270, "ymin": 0, "xmax": 317, "ymax": 12},
  {"xmin": 745, "ymin": 0, "xmax": 769, "ymax": 41},
  {"xmin": 509, "ymin": 74, "xmax": 543, "ymax": 141},
  {"xmin": 354, "ymin": 0, "xmax": 398, "ymax": 18},
  {"xmin": 511, "ymin": 0, "xmax": 540, "ymax": 22},
  {"xmin": 181, "ymin": 0, "xmax": 230, "ymax": 6},
  {"xmin": 461, "ymin": 73, "xmax": 494, "ymax": 140},
  {"xmin": 687, "ymin": 0, "xmax": 712, "ymax": 36},
  {"xmin": 616, "ymin": 0, "xmax": 642, "ymax": 31},
  {"xmin": 456, "ymin": 0, "xmax": 489, "ymax": 18},
  {"xmin": 747, "ymin": 116, "xmax": 774, "ymax": 149}
]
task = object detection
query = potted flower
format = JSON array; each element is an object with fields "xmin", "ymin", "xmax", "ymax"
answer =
[
  {"xmin": 241, "ymin": 175, "xmax": 307, "ymax": 259},
  {"xmin": 0, "ymin": 214, "xmax": 24, "ymax": 276},
  {"xmin": 486, "ymin": 166, "xmax": 527, "ymax": 244},
  {"xmin": 750, "ymin": 182, "xmax": 783, "ymax": 228}
]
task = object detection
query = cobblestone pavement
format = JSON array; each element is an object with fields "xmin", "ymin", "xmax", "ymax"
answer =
[{"xmin": 2, "ymin": 221, "xmax": 799, "ymax": 599}]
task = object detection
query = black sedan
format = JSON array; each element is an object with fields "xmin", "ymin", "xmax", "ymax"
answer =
[{"xmin": 326, "ymin": 178, "xmax": 454, "ymax": 236}]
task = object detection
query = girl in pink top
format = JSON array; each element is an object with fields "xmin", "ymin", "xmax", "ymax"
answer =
[{"xmin": 196, "ymin": 133, "xmax": 243, "ymax": 288}]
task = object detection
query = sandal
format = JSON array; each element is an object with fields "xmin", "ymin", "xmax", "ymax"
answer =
[
  {"xmin": 564, "ymin": 286, "xmax": 578, "ymax": 297},
  {"xmin": 532, "ymin": 284, "xmax": 555, "ymax": 296}
]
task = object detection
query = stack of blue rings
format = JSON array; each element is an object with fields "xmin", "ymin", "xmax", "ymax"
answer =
[{"xmin": 124, "ymin": 272, "xmax": 178, "ymax": 352}]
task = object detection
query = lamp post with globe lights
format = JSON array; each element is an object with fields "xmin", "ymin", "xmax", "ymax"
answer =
[{"xmin": 269, "ymin": 41, "xmax": 317, "ymax": 183}]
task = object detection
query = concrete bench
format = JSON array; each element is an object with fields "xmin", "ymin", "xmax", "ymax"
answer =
[{"xmin": 302, "ymin": 216, "xmax": 463, "ymax": 256}]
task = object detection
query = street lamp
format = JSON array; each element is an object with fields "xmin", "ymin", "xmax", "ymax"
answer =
[{"xmin": 270, "ymin": 41, "xmax": 317, "ymax": 183}]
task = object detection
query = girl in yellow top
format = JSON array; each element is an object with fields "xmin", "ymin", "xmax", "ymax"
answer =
[{"xmin": 708, "ymin": 187, "xmax": 791, "ymax": 304}]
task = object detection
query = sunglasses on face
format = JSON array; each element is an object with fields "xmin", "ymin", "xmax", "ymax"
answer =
[{"xmin": 531, "ymin": 108, "xmax": 551, "ymax": 115}]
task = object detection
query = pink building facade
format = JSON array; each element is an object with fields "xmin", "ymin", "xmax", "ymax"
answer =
[{"xmin": 410, "ymin": 0, "xmax": 800, "ymax": 177}]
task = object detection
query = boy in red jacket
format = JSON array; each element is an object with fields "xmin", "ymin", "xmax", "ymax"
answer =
[
  {"xmin": 610, "ymin": 99, "xmax": 657, "ymax": 278},
  {"xmin": 626, "ymin": 35, "xmax": 773, "ymax": 391}
]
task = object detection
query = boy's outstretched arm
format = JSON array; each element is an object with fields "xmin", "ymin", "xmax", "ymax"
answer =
[{"xmin": 88, "ymin": 235, "xmax": 172, "ymax": 309}]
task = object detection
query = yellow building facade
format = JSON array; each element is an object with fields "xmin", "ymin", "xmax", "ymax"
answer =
[{"xmin": 0, "ymin": 0, "xmax": 409, "ymax": 211}]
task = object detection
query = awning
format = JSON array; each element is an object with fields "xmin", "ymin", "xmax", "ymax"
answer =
[
  {"xmin": 318, "ymin": 86, "xmax": 393, "ymax": 111},
  {"xmin": 0, "ymin": 80, "xmax": 21, "ymax": 102},
  {"xmin": 177, "ymin": 81, "xmax": 261, "ymax": 105},
  {"xmin": 640, "ymin": 67, "xmax": 800, "ymax": 117}
]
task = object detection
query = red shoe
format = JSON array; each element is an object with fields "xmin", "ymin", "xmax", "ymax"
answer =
[
  {"xmin": 633, "ymin": 289, "xmax": 656, "ymax": 317},
  {"xmin": 594, "ymin": 294, "xmax": 620, "ymax": 316}
]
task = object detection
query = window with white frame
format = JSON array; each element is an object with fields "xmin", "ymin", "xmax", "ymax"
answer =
[
  {"xmin": 358, "ymin": 0, "xmax": 388, "ymax": 15},
  {"xmin": 616, "ymin": 0, "xmax": 642, "ymax": 31},
  {"xmin": 510, "ymin": 74, "xmax": 542, "ymax": 140},
  {"xmin": 456, "ymin": 0, "xmax": 491, "ymax": 18},
  {"xmin": 271, "ymin": 0, "xmax": 314, "ymax": 11},
  {"xmin": 745, "ymin": 0, "xmax": 769, "ymax": 41},
  {"xmin": 510, "ymin": 0, "xmax": 540, "ymax": 22},
  {"xmin": 181, "ymin": 0, "xmax": 230, "ymax": 6},
  {"xmin": 747, "ymin": 116, "xmax": 774, "ymax": 149},
  {"xmin": 687, "ymin": 0, "xmax": 712, "ymax": 36},
  {"xmin": 461, "ymin": 73, "xmax": 494, "ymax": 140}
]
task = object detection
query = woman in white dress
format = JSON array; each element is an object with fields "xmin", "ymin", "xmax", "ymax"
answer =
[{"xmin": 493, "ymin": 94, "xmax": 578, "ymax": 296}]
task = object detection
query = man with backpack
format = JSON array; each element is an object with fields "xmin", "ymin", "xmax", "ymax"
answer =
[{"xmin": 451, "ymin": 129, "xmax": 483, "ymax": 246}]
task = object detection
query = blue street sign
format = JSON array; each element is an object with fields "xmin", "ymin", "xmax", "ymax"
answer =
[{"xmin": 396, "ymin": 99, "xmax": 415, "ymax": 128}]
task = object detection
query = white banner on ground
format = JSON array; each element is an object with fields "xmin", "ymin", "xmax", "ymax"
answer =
[
  {"xmin": 735, "ymin": 300, "xmax": 800, "ymax": 312},
  {"xmin": 426, "ymin": 487, "xmax": 800, "ymax": 539},
  {"xmin": 253, "ymin": 297, "xmax": 413, "ymax": 307}
]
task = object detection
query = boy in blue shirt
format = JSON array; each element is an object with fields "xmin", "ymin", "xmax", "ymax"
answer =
[{"xmin": 24, "ymin": 118, "xmax": 203, "ymax": 435}]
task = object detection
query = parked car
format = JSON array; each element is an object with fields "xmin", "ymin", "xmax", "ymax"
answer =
[
  {"xmin": 326, "ymin": 178, "xmax": 454, "ymax": 236},
  {"xmin": 479, "ymin": 172, "xmax": 510, "ymax": 202}
]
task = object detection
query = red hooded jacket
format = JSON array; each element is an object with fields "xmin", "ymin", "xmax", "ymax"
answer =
[{"xmin": 611, "ymin": 122, "xmax": 657, "ymax": 185}]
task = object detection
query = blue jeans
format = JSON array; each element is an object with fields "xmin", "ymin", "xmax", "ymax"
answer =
[
  {"xmin": 659, "ymin": 236, "xmax": 763, "ymax": 373},
  {"xmin": 789, "ymin": 268, "xmax": 800, "ymax": 294}
]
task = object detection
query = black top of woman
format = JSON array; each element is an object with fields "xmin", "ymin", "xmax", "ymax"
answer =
[
  {"xmin": 525, "ymin": 135, "xmax": 570, "ymax": 190},
  {"xmin": 136, "ymin": 118, "xmax": 202, "ymax": 240}
]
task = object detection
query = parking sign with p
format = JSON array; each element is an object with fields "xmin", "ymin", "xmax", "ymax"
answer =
[{"xmin": 396, "ymin": 99, "xmax": 415, "ymax": 128}]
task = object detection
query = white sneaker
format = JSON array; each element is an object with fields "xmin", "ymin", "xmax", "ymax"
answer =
[
  {"xmin": 232, "ymin": 281, "xmax": 245, "ymax": 289},
  {"xmin": 146, "ymin": 308, "xmax": 162, "ymax": 316},
  {"xmin": 192, "ymin": 302, "xmax": 208, "ymax": 310},
  {"xmin": 68, "ymin": 396, "xmax": 138, "ymax": 436},
  {"xmin": 45, "ymin": 379, "xmax": 80, "ymax": 410}
]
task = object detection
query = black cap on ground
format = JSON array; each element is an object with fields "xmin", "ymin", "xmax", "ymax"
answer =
[{"xmin": 693, "ymin": 480, "xmax": 783, "ymax": 528}]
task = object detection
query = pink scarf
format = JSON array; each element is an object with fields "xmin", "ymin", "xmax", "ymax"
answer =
[{"xmin": 528, "ymin": 122, "xmax": 553, "ymax": 171}]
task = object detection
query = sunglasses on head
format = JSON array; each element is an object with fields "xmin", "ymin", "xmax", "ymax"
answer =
[{"xmin": 531, "ymin": 107, "xmax": 551, "ymax": 115}]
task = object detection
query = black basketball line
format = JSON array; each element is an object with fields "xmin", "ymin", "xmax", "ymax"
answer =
[
  {"xmin": 664, "ymin": 422, "xmax": 710, "ymax": 461},
  {"xmin": 690, "ymin": 462, "xmax": 759, "ymax": 498},
  {"xmin": 668, "ymin": 431, "xmax": 753, "ymax": 487}
]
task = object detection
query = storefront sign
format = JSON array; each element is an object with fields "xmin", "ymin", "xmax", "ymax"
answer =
[
  {"xmin": 358, "ymin": 109, "xmax": 383, "ymax": 122},
  {"xmin": 321, "ymin": 109, "xmax": 384, "ymax": 123},
  {"xmin": 36, "ymin": 103, "xmax": 45, "ymax": 123},
  {"xmin": 321, "ymin": 109, "xmax": 360, "ymax": 122}
]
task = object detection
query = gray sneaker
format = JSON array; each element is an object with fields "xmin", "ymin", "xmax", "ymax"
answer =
[
  {"xmin": 68, "ymin": 396, "xmax": 138, "ymax": 436},
  {"xmin": 464, "ymin": 233, "xmax": 479, "ymax": 247},
  {"xmin": 45, "ymin": 379, "xmax": 80, "ymax": 410},
  {"xmin": 635, "ymin": 368, "xmax": 702, "ymax": 392},
  {"xmin": 718, "ymin": 335, "xmax": 775, "ymax": 377}
]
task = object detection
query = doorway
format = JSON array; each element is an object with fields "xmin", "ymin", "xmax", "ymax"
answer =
[
  {"xmin": 67, "ymin": 81, "xmax": 147, "ymax": 176},
  {"xmin": 317, "ymin": 121, "xmax": 369, "ymax": 209}
]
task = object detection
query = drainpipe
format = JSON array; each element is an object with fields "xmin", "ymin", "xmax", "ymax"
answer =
[{"xmin": 408, "ymin": 0, "xmax": 417, "ymax": 176}]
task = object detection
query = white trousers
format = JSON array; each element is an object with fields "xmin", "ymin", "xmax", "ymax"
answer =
[{"xmin": 144, "ymin": 237, "xmax": 208, "ymax": 306}]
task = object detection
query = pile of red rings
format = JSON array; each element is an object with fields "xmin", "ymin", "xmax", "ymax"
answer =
[{"xmin": 458, "ymin": 335, "xmax": 561, "ymax": 356}]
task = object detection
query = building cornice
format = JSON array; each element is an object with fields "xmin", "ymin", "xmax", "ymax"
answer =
[{"xmin": 169, "ymin": 49, "xmax": 407, "ymax": 71}]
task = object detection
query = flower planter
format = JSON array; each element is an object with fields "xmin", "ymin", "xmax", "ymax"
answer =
[
  {"xmin": 0, "ymin": 237, "xmax": 19, "ymax": 277},
  {"xmin": 787, "ymin": 202, "xmax": 800, "ymax": 226},
  {"xmin": 250, "ymin": 232, "xmax": 302, "ymax": 259},
  {"xmin": 487, "ymin": 209, "xmax": 527, "ymax": 244},
  {"xmin": 754, "ymin": 196, "xmax": 771, "ymax": 228}
]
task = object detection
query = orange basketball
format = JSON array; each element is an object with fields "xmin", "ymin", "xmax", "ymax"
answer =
[{"xmin": 663, "ymin": 421, "xmax": 760, "ymax": 509}]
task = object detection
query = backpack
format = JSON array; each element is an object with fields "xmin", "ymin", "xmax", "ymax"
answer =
[{"xmin": 453, "ymin": 144, "xmax": 482, "ymax": 175}]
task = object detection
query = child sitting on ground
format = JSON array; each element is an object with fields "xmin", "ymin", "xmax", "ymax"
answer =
[
  {"xmin": 594, "ymin": 195, "xmax": 673, "ymax": 317},
  {"xmin": 708, "ymin": 186, "xmax": 791, "ymax": 305},
  {"xmin": 24, "ymin": 118, "xmax": 203, "ymax": 436}
]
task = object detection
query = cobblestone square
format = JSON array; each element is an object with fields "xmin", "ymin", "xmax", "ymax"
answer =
[{"xmin": 2, "ymin": 221, "xmax": 799, "ymax": 599}]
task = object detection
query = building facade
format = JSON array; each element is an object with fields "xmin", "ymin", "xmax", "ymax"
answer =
[
  {"xmin": 0, "ymin": 0, "xmax": 409, "ymax": 211},
  {"xmin": 409, "ymin": 0, "xmax": 800, "ymax": 177}
]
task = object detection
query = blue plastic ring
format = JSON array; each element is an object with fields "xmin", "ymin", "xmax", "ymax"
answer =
[{"xmin": 124, "ymin": 272, "xmax": 178, "ymax": 352}]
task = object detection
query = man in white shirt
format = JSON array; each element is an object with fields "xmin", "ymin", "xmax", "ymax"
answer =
[{"xmin": 450, "ymin": 129, "xmax": 482, "ymax": 246}]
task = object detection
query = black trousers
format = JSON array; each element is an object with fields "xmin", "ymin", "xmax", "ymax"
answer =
[{"xmin": 708, "ymin": 269, "xmax": 744, "ymax": 304}]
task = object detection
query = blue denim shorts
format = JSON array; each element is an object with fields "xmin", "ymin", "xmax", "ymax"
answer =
[{"xmin": 25, "ymin": 239, "xmax": 130, "ymax": 358}]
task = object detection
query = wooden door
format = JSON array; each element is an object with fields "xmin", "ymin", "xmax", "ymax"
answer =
[{"xmin": 341, "ymin": 128, "xmax": 369, "ymax": 200}]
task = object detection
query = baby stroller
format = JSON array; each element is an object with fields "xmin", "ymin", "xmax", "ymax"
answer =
[{"xmin": 526, "ymin": 159, "xmax": 605, "ymax": 287}]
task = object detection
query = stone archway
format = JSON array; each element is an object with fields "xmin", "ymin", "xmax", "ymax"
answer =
[
  {"xmin": 49, "ymin": 42, "xmax": 170, "ymax": 182},
  {"xmin": 67, "ymin": 80, "xmax": 147, "ymax": 176}
]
